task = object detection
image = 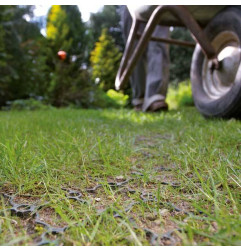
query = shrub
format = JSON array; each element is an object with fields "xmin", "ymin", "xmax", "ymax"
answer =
[
  {"xmin": 170, "ymin": 27, "xmax": 194, "ymax": 85},
  {"xmin": 166, "ymin": 80, "xmax": 194, "ymax": 109},
  {"xmin": 4, "ymin": 98, "xmax": 53, "ymax": 111},
  {"xmin": 176, "ymin": 81, "xmax": 194, "ymax": 107},
  {"xmin": 106, "ymin": 89, "xmax": 129, "ymax": 107},
  {"xmin": 66, "ymin": 87, "xmax": 121, "ymax": 109},
  {"xmin": 90, "ymin": 28, "xmax": 122, "ymax": 91},
  {"xmin": 90, "ymin": 88, "xmax": 120, "ymax": 108}
]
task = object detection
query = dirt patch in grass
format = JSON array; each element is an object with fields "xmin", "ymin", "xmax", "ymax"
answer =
[
  {"xmin": 37, "ymin": 207, "xmax": 67, "ymax": 228},
  {"xmin": 135, "ymin": 134, "xmax": 173, "ymax": 146},
  {"xmin": 11, "ymin": 195, "xmax": 41, "ymax": 205}
]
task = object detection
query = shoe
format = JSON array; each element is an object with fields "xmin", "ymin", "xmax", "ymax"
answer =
[
  {"xmin": 134, "ymin": 104, "xmax": 143, "ymax": 111},
  {"xmin": 147, "ymin": 100, "xmax": 168, "ymax": 112}
]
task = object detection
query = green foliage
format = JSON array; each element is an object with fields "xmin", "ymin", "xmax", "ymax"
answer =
[
  {"xmin": 61, "ymin": 6, "xmax": 87, "ymax": 63},
  {"xmin": 107, "ymin": 89, "xmax": 129, "ymax": 107},
  {"xmin": 90, "ymin": 28, "xmax": 122, "ymax": 92},
  {"xmin": 0, "ymin": 5, "xmax": 124, "ymax": 109},
  {"xmin": 66, "ymin": 87, "xmax": 120, "ymax": 109},
  {"xmin": 87, "ymin": 88, "xmax": 120, "ymax": 108},
  {"xmin": 46, "ymin": 5, "xmax": 87, "ymax": 63},
  {"xmin": 166, "ymin": 80, "xmax": 194, "ymax": 109},
  {"xmin": 46, "ymin": 5, "xmax": 127, "ymax": 109},
  {"xmin": 46, "ymin": 60, "xmax": 118, "ymax": 109},
  {"xmin": 177, "ymin": 81, "xmax": 193, "ymax": 107},
  {"xmin": 45, "ymin": 5, "xmax": 96, "ymax": 107},
  {"xmin": 0, "ymin": 5, "xmax": 49, "ymax": 106},
  {"xmin": 170, "ymin": 27, "xmax": 194, "ymax": 85},
  {"xmin": 48, "ymin": 65, "xmax": 93, "ymax": 107},
  {"xmin": 88, "ymin": 5, "xmax": 124, "ymax": 52},
  {"xmin": 46, "ymin": 5, "xmax": 72, "ymax": 52},
  {"xmin": 0, "ymin": 15, "xmax": 6, "ymax": 69},
  {"xmin": 5, "ymin": 98, "xmax": 53, "ymax": 111},
  {"xmin": 0, "ymin": 5, "xmax": 126, "ymax": 109}
]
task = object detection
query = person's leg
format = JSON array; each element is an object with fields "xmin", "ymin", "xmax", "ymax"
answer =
[
  {"xmin": 142, "ymin": 25, "xmax": 170, "ymax": 112},
  {"xmin": 130, "ymin": 58, "xmax": 146, "ymax": 109},
  {"xmin": 120, "ymin": 6, "xmax": 146, "ymax": 109}
]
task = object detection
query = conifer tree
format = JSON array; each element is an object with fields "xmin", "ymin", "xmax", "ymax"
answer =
[
  {"xmin": 46, "ymin": 5, "xmax": 91, "ymax": 106},
  {"xmin": 0, "ymin": 5, "xmax": 48, "ymax": 106},
  {"xmin": 46, "ymin": 5, "xmax": 72, "ymax": 53},
  {"xmin": 90, "ymin": 28, "xmax": 122, "ymax": 91}
]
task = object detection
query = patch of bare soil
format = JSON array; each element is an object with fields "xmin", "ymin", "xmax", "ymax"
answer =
[
  {"xmin": 11, "ymin": 195, "xmax": 41, "ymax": 205},
  {"xmin": 37, "ymin": 207, "xmax": 67, "ymax": 228},
  {"xmin": 135, "ymin": 134, "xmax": 173, "ymax": 146}
]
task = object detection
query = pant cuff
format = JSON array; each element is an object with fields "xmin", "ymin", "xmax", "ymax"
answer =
[
  {"xmin": 143, "ymin": 94, "xmax": 166, "ymax": 111},
  {"xmin": 132, "ymin": 98, "xmax": 144, "ymax": 106}
]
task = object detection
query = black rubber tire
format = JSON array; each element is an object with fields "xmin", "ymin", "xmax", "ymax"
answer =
[{"xmin": 191, "ymin": 7, "xmax": 241, "ymax": 119}]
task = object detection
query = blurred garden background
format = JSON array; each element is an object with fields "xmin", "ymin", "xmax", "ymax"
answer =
[{"xmin": 0, "ymin": 5, "xmax": 194, "ymax": 111}]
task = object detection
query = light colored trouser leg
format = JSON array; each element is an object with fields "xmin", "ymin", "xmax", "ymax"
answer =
[
  {"xmin": 130, "ymin": 53, "xmax": 146, "ymax": 106},
  {"xmin": 120, "ymin": 6, "xmax": 170, "ymax": 110},
  {"xmin": 142, "ymin": 26, "xmax": 170, "ymax": 111}
]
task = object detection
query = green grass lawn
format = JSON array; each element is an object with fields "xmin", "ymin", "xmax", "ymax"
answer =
[{"xmin": 0, "ymin": 107, "xmax": 240, "ymax": 245}]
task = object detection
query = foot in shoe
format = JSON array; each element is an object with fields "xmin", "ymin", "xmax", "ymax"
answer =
[{"xmin": 148, "ymin": 100, "xmax": 168, "ymax": 112}]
